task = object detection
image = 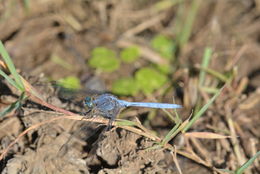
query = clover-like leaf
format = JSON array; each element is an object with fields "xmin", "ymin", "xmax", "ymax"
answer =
[
  {"xmin": 89, "ymin": 47, "xmax": 120, "ymax": 72},
  {"xmin": 156, "ymin": 64, "xmax": 172, "ymax": 74},
  {"xmin": 151, "ymin": 35, "xmax": 175, "ymax": 60},
  {"xmin": 112, "ymin": 77, "xmax": 138, "ymax": 96},
  {"xmin": 120, "ymin": 46, "xmax": 140, "ymax": 63},
  {"xmin": 135, "ymin": 67, "xmax": 167, "ymax": 95},
  {"xmin": 58, "ymin": 76, "xmax": 81, "ymax": 89}
]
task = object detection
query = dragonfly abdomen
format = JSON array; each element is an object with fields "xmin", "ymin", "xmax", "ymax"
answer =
[{"xmin": 118, "ymin": 100, "xmax": 182, "ymax": 109}]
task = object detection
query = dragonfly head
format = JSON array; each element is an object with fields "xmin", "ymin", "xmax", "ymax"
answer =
[{"xmin": 84, "ymin": 96, "xmax": 94, "ymax": 109}]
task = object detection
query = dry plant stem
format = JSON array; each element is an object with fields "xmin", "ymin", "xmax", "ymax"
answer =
[
  {"xmin": 163, "ymin": 140, "xmax": 226, "ymax": 174},
  {"xmin": 133, "ymin": 117, "xmax": 159, "ymax": 140},
  {"xmin": 171, "ymin": 147, "xmax": 183, "ymax": 174},
  {"xmin": 225, "ymin": 99, "xmax": 246, "ymax": 165},
  {"xmin": 190, "ymin": 137, "xmax": 211, "ymax": 164},
  {"xmin": 250, "ymin": 138, "xmax": 259, "ymax": 168},
  {"xmin": 120, "ymin": 124, "xmax": 160, "ymax": 141},
  {"xmin": 235, "ymin": 77, "xmax": 248, "ymax": 95},
  {"xmin": 184, "ymin": 132, "xmax": 232, "ymax": 139},
  {"xmin": 62, "ymin": 13, "xmax": 82, "ymax": 31},
  {"xmin": 27, "ymin": 92, "xmax": 77, "ymax": 116},
  {"xmin": 20, "ymin": 76, "xmax": 78, "ymax": 117},
  {"xmin": 227, "ymin": 116, "xmax": 246, "ymax": 165},
  {"xmin": 0, "ymin": 60, "xmax": 8, "ymax": 71},
  {"xmin": 239, "ymin": 94, "xmax": 260, "ymax": 110},
  {"xmin": 176, "ymin": 150, "xmax": 226, "ymax": 174},
  {"xmin": 224, "ymin": 45, "xmax": 247, "ymax": 71},
  {"xmin": 116, "ymin": 39, "xmax": 168, "ymax": 65},
  {"xmin": 122, "ymin": 12, "xmax": 166, "ymax": 37}
]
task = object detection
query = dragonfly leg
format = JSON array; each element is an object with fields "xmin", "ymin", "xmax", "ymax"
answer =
[
  {"xmin": 86, "ymin": 109, "xmax": 100, "ymax": 118},
  {"xmin": 105, "ymin": 117, "xmax": 115, "ymax": 131}
]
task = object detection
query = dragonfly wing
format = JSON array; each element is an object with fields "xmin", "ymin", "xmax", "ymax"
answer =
[{"xmin": 56, "ymin": 117, "xmax": 103, "ymax": 158}]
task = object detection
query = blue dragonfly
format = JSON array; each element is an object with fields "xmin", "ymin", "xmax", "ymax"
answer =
[
  {"xmin": 57, "ymin": 93, "xmax": 182, "ymax": 158},
  {"xmin": 84, "ymin": 93, "xmax": 182, "ymax": 128}
]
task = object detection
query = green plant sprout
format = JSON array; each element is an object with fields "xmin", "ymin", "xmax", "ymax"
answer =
[
  {"xmin": 151, "ymin": 34, "xmax": 175, "ymax": 60},
  {"xmin": 112, "ymin": 77, "xmax": 138, "ymax": 96},
  {"xmin": 89, "ymin": 47, "xmax": 120, "ymax": 72},
  {"xmin": 135, "ymin": 67, "xmax": 167, "ymax": 95},
  {"xmin": 155, "ymin": 64, "xmax": 172, "ymax": 74},
  {"xmin": 120, "ymin": 46, "xmax": 140, "ymax": 63},
  {"xmin": 112, "ymin": 67, "xmax": 169, "ymax": 96},
  {"xmin": 58, "ymin": 76, "xmax": 81, "ymax": 90}
]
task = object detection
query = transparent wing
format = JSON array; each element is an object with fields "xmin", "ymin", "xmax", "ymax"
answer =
[
  {"xmin": 33, "ymin": 80, "xmax": 103, "ymax": 103},
  {"xmin": 57, "ymin": 116, "xmax": 104, "ymax": 158},
  {"xmin": 32, "ymin": 82, "xmax": 105, "ymax": 151}
]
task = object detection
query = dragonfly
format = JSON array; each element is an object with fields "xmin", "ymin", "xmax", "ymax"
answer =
[
  {"xmin": 45, "ymin": 92, "xmax": 182, "ymax": 173},
  {"xmin": 84, "ymin": 93, "xmax": 182, "ymax": 128}
]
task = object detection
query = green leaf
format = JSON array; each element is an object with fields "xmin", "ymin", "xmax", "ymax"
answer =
[
  {"xmin": 58, "ymin": 76, "xmax": 81, "ymax": 89},
  {"xmin": 156, "ymin": 64, "xmax": 172, "ymax": 74},
  {"xmin": 151, "ymin": 35, "xmax": 175, "ymax": 60},
  {"xmin": 89, "ymin": 47, "xmax": 120, "ymax": 72},
  {"xmin": 135, "ymin": 67, "xmax": 167, "ymax": 95},
  {"xmin": 112, "ymin": 77, "xmax": 138, "ymax": 96},
  {"xmin": 120, "ymin": 46, "xmax": 140, "ymax": 63}
]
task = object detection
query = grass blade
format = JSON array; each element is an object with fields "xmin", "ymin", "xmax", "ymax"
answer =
[
  {"xmin": 199, "ymin": 47, "xmax": 212, "ymax": 87},
  {"xmin": 0, "ymin": 92, "xmax": 27, "ymax": 117},
  {"xmin": 23, "ymin": 0, "xmax": 30, "ymax": 10},
  {"xmin": 182, "ymin": 85, "xmax": 224, "ymax": 133},
  {"xmin": 160, "ymin": 122, "xmax": 181, "ymax": 146},
  {"xmin": 235, "ymin": 151, "xmax": 260, "ymax": 174},
  {"xmin": 200, "ymin": 86, "xmax": 219, "ymax": 94},
  {"xmin": 115, "ymin": 119, "xmax": 138, "ymax": 127},
  {"xmin": 197, "ymin": 66, "xmax": 229, "ymax": 82},
  {"xmin": 0, "ymin": 101, "xmax": 21, "ymax": 117},
  {"xmin": 0, "ymin": 69, "xmax": 22, "ymax": 90},
  {"xmin": 0, "ymin": 40, "xmax": 24, "ymax": 91},
  {"xmin": 177, "ymin": 0, "xmax": 201, "ymax": 47}
]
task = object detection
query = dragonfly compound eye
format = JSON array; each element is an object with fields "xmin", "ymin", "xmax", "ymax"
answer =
[{"xmin": 85, "ymin": 96, "xmax": 93, "ymax": 108}]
